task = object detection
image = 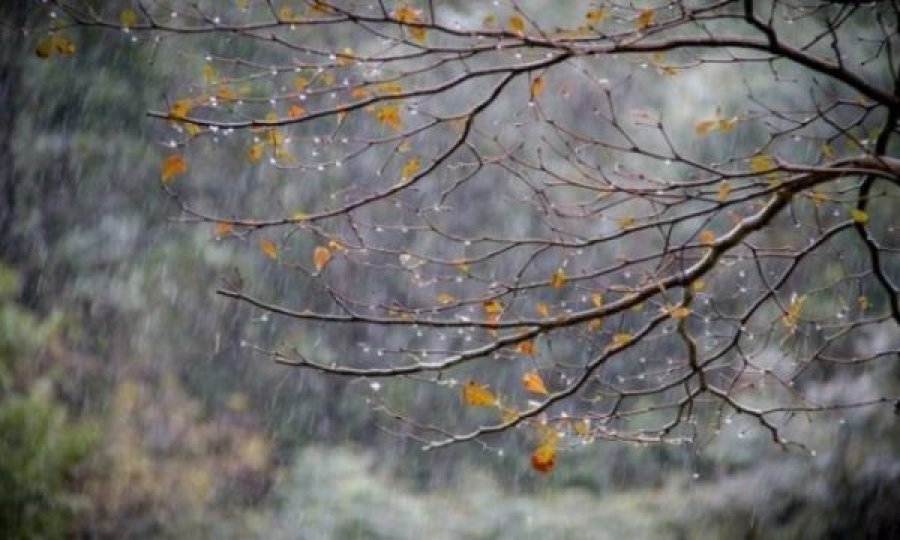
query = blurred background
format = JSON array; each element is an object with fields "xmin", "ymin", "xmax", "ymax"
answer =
[{"xmin": 2, "ymin": 1, "xmax": 899, "ymax": 538}]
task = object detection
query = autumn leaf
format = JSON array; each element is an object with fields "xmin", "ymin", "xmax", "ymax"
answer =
[
  {"xmin": 612, "ymin": 332, "xmax": 632, "ymax": 347},
  {"xmin": 782, "ymin": 293, "xmax": 806, "ymax": 329},
  {"xmin": 667, "ymin": 305, "xmax": 691, "ymax": 319},
  {"xmin": 35, "ymin": 37, "xmax": 53, "ymax": 58},
  {"xmin": 691, "ymin": 279, "xmax": 706, "ymax": 292},
  {"xmin": 694, "ymin": 120, "xmax": 716, "ymax": 136},
  {"xmin": 849, "ymin": 208, "xmax": 868, "ymax": 224},
  {"xmin": 435, "ymin": 292, "xmax": 455, "ymax": 305},
  {"xmin": 516, "ymin": 340, "xmax": 536, "ymax": 355},
  {"xmin": 617, "ymin": 216, "xmax": 635, "ymax": 229},
  {"xmin": 394, "ymin": 4, "xmax": 426, "ymax": 42},
  {"xmin": 247, "ymin": 142, "xmax": 265, "ymax": 162},
  {"xmin": 214, "ymin": 222, "xmax": 234, "ymax": 238},
  {"xmin": 718, "ymin": 117, "xmax": 738, "ymax": 133},
  {"xmin": 531, "ymin": 441, "xmax": 556, "ymax": 473},
  {"xmin": 585, "ymin": 8, "xmax": 608, "ymax": 23},
  {"xmin": 536, "ymin": 302, "xmax": 550, "ymax": 318},
  {"xmin": 483, "ymin": 299, "xmax": 502, "ymax": 315},
  {"xmin": 573, "ymin": 418, "xmax": 591, "ymax": 437},
  {"xmin": 717, "ymin": 181, "xmax": 732, "ymax": 201},
  {"xmin": 293, "ymin": 76, "xmax": 309, "ymax": 90},
  {"xmin": 313, "ymin": 245, "xmax": 332, "ymax": 271},
  {"xmin": 636, "ymin": 9, "xmax": 654, "ymax": 29},
  {"xmin": 858, "ymin": 295, "xmax": 869, "ymax": 311},
  {"xmin": 400, "ymin": 155, "xmax": 421, "ymax": 180},
  {"xmin": 462, "ymin": 380, "xmax": 499, "ymax": 407},
  {"xmin": 288, "ymin": 103, "xmax": 306, "ymax": 118},
  {"xmin": 120, "ymin": 8, "xmax": 138, "ymax": 28},
  {"xmin": 259, "ymin": 238, "xmax": 279, "ymax": 259},
  {"xmin": 820, "ymin": 143, "xmax": 835, "ymax": 159},
  {"xmin": 160, "ymin": 154, "xmax": 187, "ymax": 184},
  {"xmin": 372, "ymin": 104, "xmax": 402, "ymax": 131},
  {"xmin": 52, "ymin": 34, "xmax": 76, "ymax": 55},
  {"xmin": 530, "ymin": 76, "xmax": 544, "ymax": 100},
  {"xmin": 169, "ymin": 99, "xmax": 193, "ymax": 119},
  {"xmin": 698, "ymin": 229, "xmax": 716, "ymax": 246},
  {"xmin": 550, "ymin": 267, "xmax": 567, "ymax": 288},
  {"xmin": 522, "ymin": 370, "xmax": 548, "ymax": 395},
  {"xmin": 507, "ymin": 14, "xmax": 525, "ymax": 34},
  {"xmin": 749, "ymin": 154, "xmax": 775, "ymax": 173},
  {"xmin": 591, "ymin": 292, "xmax": 604, "ymax": 308}
]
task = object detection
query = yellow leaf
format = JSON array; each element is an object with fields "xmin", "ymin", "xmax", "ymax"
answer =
[
  {"xmin": 160, "ymin": 154, "xmax": 187, "ymax": 184},
  {"xmin": 35, "ymin": 36, "xmax": 53, "ymax": 58},
  {"xmin": 782, "ymin": 293, "xmax": 806, "ymax": 328},
  {"xmin": 849, "ymin": 208, "xmax": 868, "ymax": 224},
  {"xmin": 694, "ymin": 120, "xmax": 716, "ymax": 136},
  {"xmin": 691, "ymin": 279, "xmax": 706, "ymax": 292},
  {"xmin": 377, "ymin": 81, "xmax": 404, "ymax": 95},
  {"xmin": 51, "ymin": 34, "xmax": 75, "ymax": 55},
  {"xmin": 278, "ymin": 6, "xmax": 295, "ymax": 20},
  {"xmin": 573, "ymin": 418, "xmax": 591, "ymax": 437},
  {"xmin": 536, "ymin": 302, "xmax": 550, "ymax": 318},
  {"xmin": 522, "ymin": 370, "xmax": 548, "ymax": 395},
  {"xmin": 667, "ymin": 305, "xmax": 691, "ymax": 319},
  {"xmin": 820, "ymin": 143, "xmax": 835, "ymax": 160},
  {"xmin": 718, "ymin": 117, "xmax": 738, "ymax": 133},
  {"xmin": 507, "ymin": 14, "xmax": 525, "ymax": 34},
  {"xmin": 293, "ymin": 76, "xmax": 309, "ymax": 90},
  {"xmin": 462, "ymin": 380, "xmax": 499, "ymax": 407},
  {"xmin": 372, "ymin": 103, "xmax": 402, "ymax": 131},
  {"xmin": 591, "ymin": 292, "xmax": 604, "ymax": 308},
  {"xmin": 636, "ymin": 9, "xmax": 654, "ymax": 29},
  {"xmin": 483, "ymin": 299, "xmax": 503, "ymax": 315},
  {"xmin": 749, "ymin": 154, "xmax": 775, "ymax": 173},
  {"xmin": 698, "ymin": 229, "xmax": 716, "ymax": 246},
  {"xmin": 400, "ymin": 155, "xmax": 421, "ymax": 180},
  {"xmin": 531, "ymin": 441, "xmax": 556, "ymax": 473},
  {"xmin": 214, "ymin": 222, "xmax": 234, "ymax": 238},
  {"xmin": 247, "ymin": 142, "xmax": 265, "ymax": 162},
  {"xmin": 585, "ymin": 8, "xmax": 608, "ymax": 23},
  {"xmin": 313, "ymin": 245, "xmax": 332, "ymax": 271},
  {"xmin": 169, "ymin": 99, "xmax": 193, "ymax": 119},
  {"xmin": 500, "ymin": 406, "xmax": 519, "ymax": 423},
  {"xmin": 259, "ymin": 238, "xmax": 279, "ymax": 259},
  {"xmin": 482, "ymin": 14, "xmax": 497, "ymax": 27},
  {"xmin": 435, "ymin": 292, "xmax": 455, "ymax": 305},
  {"xmin": 612, "ymin": 332, "xmax": 632, "ymax": 347},
  {"xmin": 809, "ymin": 190, "xmax": 827, "ymax": 206},
  {"xmin": 202, "ymin": 63, "xmax": 217, "ymax": 84},
  {"xmin": 120, "ymin": 8, "xmax": 138, "ymax": 28},
  {"xmin": 550, "ymin": 268, "xmax": 567, "ymax": 288},
  {"xmin": 617, "ymin": 216, "xmax": 635, "ymax": 229},
  {"xmin": 516, "ymin": 340, "xmax": 535, "ymax": 355},
  {"xmin": 336, "ymin": 47, "xmax": 354, "ymax": 67},
  {"xmin": 183, "ymin": 122, "xmax": 201, "ymax": 137},
  {"xmin": 588, "ymin": 317, "xmax": 603, "ymax": 331},
  {"xmin": 717, "ymin": 181, "xmax": 731, "ymax": 201},
  {"xmin": 530, "ymin": 76, "xmax": 544, "ymax": 100}
]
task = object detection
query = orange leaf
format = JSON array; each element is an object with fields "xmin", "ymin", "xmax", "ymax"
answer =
[
  {"xmin": 694, "ymin": 119, "xmax": 716, "ymax": 136},
  {"xmin": 698, "ymin": 229, "xmax": 716, "ymax": 246},
  {"xmin": 288, "ymin": 103, "xmax": 306, "ymax": 118},
  {"xmin": 400, "ymin": 155, "xmax": 421, "ymax": 181},
  {"xmin": 462, "ymin": 380, "xmax": 499, "ymax": 407},
  {"xmin": 160, "ymin": 154, "xmax": 187, "ymax": 184},
  {"xmin": 717, "ymin": 181, "xmax": 731, "ymax": 201},
  {"xmin": 313, "ymin": 245, "xmax": 332, "ymax": 271},
  {"xmin": 516, "ymin": 340, "xmax": 536, "ymax": 355},
  {"xmin": 169, "ymin": 99, "xmax": 193, "ymax": 119},
  {"xmin": 536, "ymin": 302, "xmax": 550, "ymax": 318},
  {"xmin": 531, "ymin": 441, "xmax": 556, "ymax": 473},
  {"xmin": 590, "ymin": 292, "xmax": 604, "ymax": 308},
  {"xmin": 521, "ymin": 370, "xmax": 548, "ymax": 395},
  {"xmin": 482, "ymin": 299, "xmax": 502, "ymax": 315},
  {"xmin": 247, "ymin": 142, "xmax": 265, "ymax": 163},
  {"xmin": 585, "ymin": 8, "xmax": 608, "ymax": 23},
  {"xmin": 372, "ymin": 103, "xmax": 402, "ymax": 131},
  {"xmin": 435, "ymin": 292, "xmax": 456, "ymax": 305},
  {"xmin": 214, "ymin": 222, "xmax": 234, "ymax": 238},
  {"xmin": 259, "ymin": 238, "xmax": 279, "ymax": 259}
]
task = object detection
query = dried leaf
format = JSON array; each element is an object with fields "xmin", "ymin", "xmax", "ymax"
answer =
[
  {"xmin": 694, "ymin": 120, "xmax": 716, "ymax": 136},
  {"xmin": 612, "ymin": 332, "xmax": 632, "ymax": 347},
  {"xmin": 483, "ymin": 299, "xmax": 502, "ymax": 315},
  {"xmin": 591, "ymin": 292, "xmax": 604, "ymax": 308},
  {"xmin": 435, "ymin": 292, "xmax": 455, "ymax": 305},
  {"xmin": 35, "ymin": 37, "xmax": 53, "ymax": 58},
  {"xmin": 573, "ymin": 418, "xmax": 591, "ymax": 437},
  {"xmin": 288, "ymin": 103, "xmax": 306, "ymax": 118},
  {"xmin": 259, "ymin": 238, "xmax": 279, "ymax": 259},
  {"xmin": 718, "ymin": 117, "xmax": 738, "ymax": 133},
  {"xmin": 313, "ymin": 245, "xmax": 332, "ymax": 271},
  {"xmin": 522, "ymin": 370, "xmax": 548, "ymax": 395},
  {"xmin": 169, "ymin": 99, "xmax": 193, "ymax": 119},
  {"xmin": 585, "ymin": 8, "xmax": 608, "ymax": 23},
  {"xmin": 667, "ymin": 305, "xmax": 691, "ymax": 319},
  {"xmin": 160, "ymin": 154, "xmax": 187, "ymax": 184},
  {"xmin": 462, "ymin": 380, "xmax": 499, "ymax": 407},
  {"xmin": 536, "ymin": 302, "xmax": 550, "ymax": 318},
  {"xmin": 691, "ymin": 279, "xmax": 706, "ymax": 292},
  {"xmin": 52, "ymin": 34, "xmax": 76, "ymax": 55},
  {"xmin": 372, "ymin": 103, "xmax": 403, "ymax": 131}
]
